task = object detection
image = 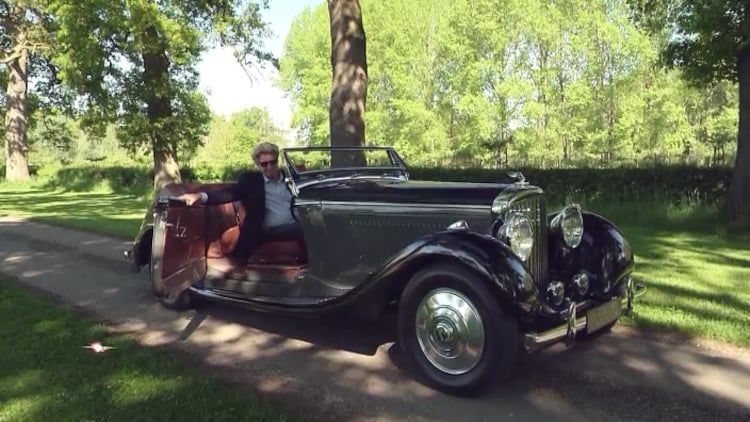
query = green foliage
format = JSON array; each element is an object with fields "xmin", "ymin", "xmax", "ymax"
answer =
[
  {"xmin": 408, "ymin": 165, "xmax": 732, "ymax": 206},
  {"xmin": 279, "ymin": 0, "xmax": 737, "ymax": 168},
  {"xmin": 278, "ymin": 4, "xmax": 332, "ymax": 146},
  {"xmin": 30, "ymin": 162, "xmax": 251, "ymax": 197},
  {"xmin": 47, "ymin": 1, "xmax": 272, "ymax": 166},
  {"xmin": 18, "ymin": 161, "xmax": 731, "ymax": 210},
  {"xmin": 1, "ymin": 0, "xmax": 274, "ymax": 186},
  {"xmin": 190, "ymin": 107, "xmax": 288, "ymax": 167},
  {"xmin": 27, "ymin": 112, "xmax": 76, "ymax": 165},
  {"xmin": 661, "ymin": 0, "xmax": 744, "ymax": 85},
  {"xmin": 34, "ymin": 163, "xmax": 155, "ymax": 196},
  {"xmin": 51, "ymin": 1, "xmax": 200, "ymax": 155}
]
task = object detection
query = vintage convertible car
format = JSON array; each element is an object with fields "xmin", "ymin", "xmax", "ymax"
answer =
[{"xmin": 125, "ymin": 145, "xmax": 645, "ymax": 395}]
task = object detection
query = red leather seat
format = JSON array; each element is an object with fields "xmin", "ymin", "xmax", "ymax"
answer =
[
  {"xmin": 205, "ymin": 201, "xmax": 305, "ymax": 266},
  {"xmin": 249, "ymin": 240, "xmax": 304, "ymax": 264}
]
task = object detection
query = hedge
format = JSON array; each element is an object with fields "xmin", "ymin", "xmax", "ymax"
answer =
[
  {"xmin": 7, "ymin": 163, "xmax": 733, "ymax": 206},
  {"xmin": 408, "ymin": 166, "xmax": 733, "ymax": 206}
]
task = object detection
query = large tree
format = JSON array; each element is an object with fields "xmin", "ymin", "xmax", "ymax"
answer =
[
  {"xmin": 0, "ymin": 0, "xmax": 55, "ymax": 182},
  {"xmin": 647, "ymin": 0, "xmax": 750, "ymax": 225},
  {"xmin": 52, "ymin": 0, "xmax": 273, "ymax": 189},
  {"xmin": 327, "ymin": 0, "xmax": 367, "ymax": 167},
  {"xmin": 282, "ymin": 0, "xmax": 725, "ymax": 168}
]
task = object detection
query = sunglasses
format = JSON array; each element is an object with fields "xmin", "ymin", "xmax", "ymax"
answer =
[{"xmin": 259, "ymin": 159, "xmax": 278, "ymax": 168}]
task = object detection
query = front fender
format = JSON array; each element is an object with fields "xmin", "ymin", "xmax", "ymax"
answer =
[
  {"xmin": 548, "ymin": 210, "xmax": 634, "ymax": 297},
  {"xmin": 371, "ymin": 230, "xmax": 539, "ymax": 319}
]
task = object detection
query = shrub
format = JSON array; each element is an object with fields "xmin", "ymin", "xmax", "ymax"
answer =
[
  {"xmin": 37, "ymin": 164, "xmax": 153, "ymax": 195},
  {"xmin": 0, "ymin": 164, "xmax": 39, "ymax": 179},
  {"xmin": 24, "ymin": 163, "xmax": 732, "ymax": 207},
  {"xmin": 408, "ymin": 165, "xmax": 732, "ymax": 206}
]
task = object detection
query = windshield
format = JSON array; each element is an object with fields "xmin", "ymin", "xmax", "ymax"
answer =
[{"xmin": 282, "ymin": 146, "xmax": 407, "ymax": 180}]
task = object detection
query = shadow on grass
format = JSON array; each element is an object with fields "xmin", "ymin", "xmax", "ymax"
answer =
[
  {"xmin": 638, "ymin": 280, "xmax": 750, "ymax": 325},
  {"xmin": 621, "ymin": 222, "xmax": 750, "ymax": 346},
  {"xmin": 0, "ymin": 281, "xmax": 290, "ymax": 422}
]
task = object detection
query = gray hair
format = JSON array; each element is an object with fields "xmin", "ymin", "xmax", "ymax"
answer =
[{"xmin": 251, "ymin": 142, "xmax": 279, "ymax": 164}]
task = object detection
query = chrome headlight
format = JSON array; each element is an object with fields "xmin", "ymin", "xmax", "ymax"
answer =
[
  {"xmin": 552, "ymin": 204, "xmax": 584, "ymax": 248},
  {"xmin": 496, "ymin": 211, "xmax": 534, "ymax": 261},
  {"xmin": 491, "ymin": 197, "xmax": 510, "ymax": 215}
]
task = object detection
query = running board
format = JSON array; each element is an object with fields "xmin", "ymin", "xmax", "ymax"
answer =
[{"xmin": 190, "ymin": 286, "xmax": 336, "ymax": 307}]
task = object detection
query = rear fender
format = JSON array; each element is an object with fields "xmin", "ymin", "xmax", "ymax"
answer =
[{"xmin": 371, "ymin": 230, "xmax": 539, "ymax": 318}]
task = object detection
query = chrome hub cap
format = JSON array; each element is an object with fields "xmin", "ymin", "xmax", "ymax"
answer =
[{"xmin": 415, "ymin": 288, "xmax": 485, "ymax": 375}]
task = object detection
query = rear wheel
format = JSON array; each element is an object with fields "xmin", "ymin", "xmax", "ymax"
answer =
[{"xmin": 397, "ymin": 263, "xmax": 520, "ymax": 395}]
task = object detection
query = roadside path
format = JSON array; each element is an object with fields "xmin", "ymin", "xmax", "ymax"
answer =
[{"xmin": 1, "ymin": 216, "xmax": 748, "ymax": 421}]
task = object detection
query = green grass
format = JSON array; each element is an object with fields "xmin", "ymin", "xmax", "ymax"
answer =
[
  {"xmin": 579, "ymin": 200, "xmax": 731, "ymax": 234},
  {"xmin": 0, "ymin": 279, "xmax": 291, "ymax": 422},
  {"xmin": 2, "ymin": 182, "xmax": 749, "ymax": 347},
  {"xmin": 575, "ymin": 200, "xmax": 750, "ymax": 346},
  {"xmin": 621, "ymin": 226, "xmax": 750, "ymax": 346},
  {"xmin": 0, "ymin": 183, "xmax": 149, "ymax": 238}
]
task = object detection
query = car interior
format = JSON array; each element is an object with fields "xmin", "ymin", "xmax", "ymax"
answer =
[{"xmin": 202, "ymin": 198, "xmax": 308, "ymax": 282}]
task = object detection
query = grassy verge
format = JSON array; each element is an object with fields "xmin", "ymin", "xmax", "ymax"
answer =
[
  {"xmin": 621, "ymin": 225, "xmax": 750, "ymax": 346},
  {"xmin": 0, "ymin": 279, "xmax": 291, "ymax": 421},
  {"xmin": 579, "ymin": 200, "xmax": 750, "ymax": 346},
  {"xmin": 1, "ymin": 183, "xmax": 748, "ymax": 347},
  {"xmin": 0, "ymin": 183, "xmax": 149, "ymax": 239}
]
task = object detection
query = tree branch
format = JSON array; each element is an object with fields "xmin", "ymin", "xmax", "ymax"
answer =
[
  {"xmin": 0, "ymin": 39, "xmax": 50, "ymax": 63},
  {"xmin": 0, "ymin": 49, "xmax": 21, "ymax": 64}
]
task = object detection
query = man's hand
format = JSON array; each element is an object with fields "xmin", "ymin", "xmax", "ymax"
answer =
[{"xmin": 176, "ymin": 192, "xmax": 204, "ymax": 206}]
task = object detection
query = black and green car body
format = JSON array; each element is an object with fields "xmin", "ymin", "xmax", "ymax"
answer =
[{"xmin": 125, "ymin": 145, "xmax": 645, "ymax": 395}]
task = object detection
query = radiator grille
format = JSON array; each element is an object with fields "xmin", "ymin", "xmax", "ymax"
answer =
[{"xmin": 506, "ymin": 194, "xmax": 548, "ymax": 285}]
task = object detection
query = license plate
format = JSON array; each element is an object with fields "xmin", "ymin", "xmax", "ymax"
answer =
[{"xmin": 586, "ymin": 299, "xmax": 621, "ymax": 334}]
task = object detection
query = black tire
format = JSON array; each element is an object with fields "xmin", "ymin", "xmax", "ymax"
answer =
[
  {"xmin": 397, "ymin": 263, "xmax": 520, "ymax": 396},
  {"xmin": 155, "ymin": 285, "xmax": 194, "ymax": 310}
]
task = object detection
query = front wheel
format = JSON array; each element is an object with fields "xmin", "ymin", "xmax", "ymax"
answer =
[{"xmin": 397, "ymin": 263, "xmax": 520, "ymax": 395}]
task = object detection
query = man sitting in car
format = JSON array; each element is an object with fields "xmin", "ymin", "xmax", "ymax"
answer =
[{"xmin": 178, "ymin": 142, "xmax": 303, "ymax": 265}]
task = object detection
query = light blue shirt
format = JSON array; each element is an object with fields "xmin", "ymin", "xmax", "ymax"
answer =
[{"xmin": 263, "ymin": 175, "xmax": 296, "ymax": 228}]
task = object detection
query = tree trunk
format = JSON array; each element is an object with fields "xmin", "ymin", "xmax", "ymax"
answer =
[
  {"xmin": 327, "ymin": 0, "xmax": 367, "ymax": 167},
  {"xmin": 3, "ymin": 4, "xmax": 30, "ymax": 182},
  {"xmin": 141, "ymin": 24, "xmax": 181, "ymax": 191},
  {"xmin": 727, "ymin": 46, "xmax": 750, "ymax": 227}
]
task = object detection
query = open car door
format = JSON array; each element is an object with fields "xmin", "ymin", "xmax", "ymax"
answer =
[{"xmin": 151, "ymin": 195, "xmax": 207, "ymax": 298}]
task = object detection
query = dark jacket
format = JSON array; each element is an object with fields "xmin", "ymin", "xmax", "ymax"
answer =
[{"xmin": 205, "ymin": 171, "xmax": 265, "ymax": 259}]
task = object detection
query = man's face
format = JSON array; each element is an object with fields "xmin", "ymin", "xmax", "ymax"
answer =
[{"xmin": 256, "ymin": 152, "xmax": 279, "ymax": 180}]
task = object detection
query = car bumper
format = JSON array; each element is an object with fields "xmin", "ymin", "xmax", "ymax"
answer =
[{"xmin": 523, "ymin": 277, "xmax": 647, "ymax": 352}]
